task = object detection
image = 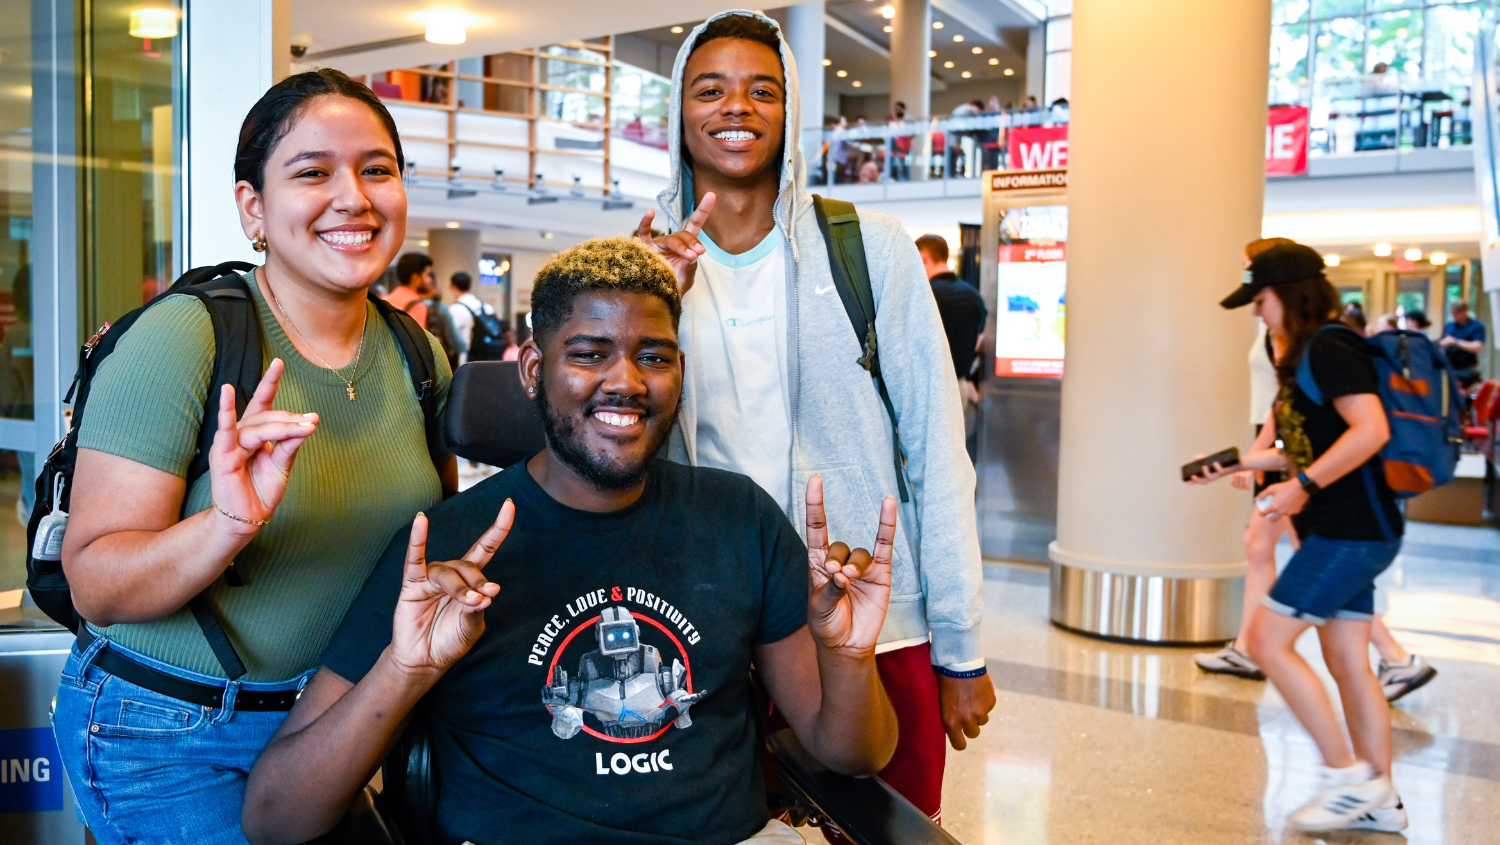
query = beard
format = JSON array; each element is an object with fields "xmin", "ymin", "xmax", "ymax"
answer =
[{"xmin": 534, "ymin": 372, "xmax": 679, "ymax": 492}]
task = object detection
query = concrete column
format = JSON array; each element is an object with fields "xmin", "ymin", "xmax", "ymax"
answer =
[
  {"xmin": 185, "ymin": 0, "xmax": 290, "ymax": 268},
  {"xmin": 1048, "ymin": 0, "xmax": 1270, "ymax": 642},
  {"xmin": 428, "ymin": 228, "xmax": 481, "ymax": 303},
  {"xmin": 784, "ymin": 3, "xmax": 825, "ymax": 134},
  {"xmin": 889, "ymin": 0, "xmax": 931, "ymax": 119},
  {"xmin": 1026, "ymin": 24, "xmax": 1046, "ymax": 103}
]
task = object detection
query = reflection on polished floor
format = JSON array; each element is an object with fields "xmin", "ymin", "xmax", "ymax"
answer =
[{"xmin": 802, "ymin": 520, "xmax": 1500, "ymax": 844}]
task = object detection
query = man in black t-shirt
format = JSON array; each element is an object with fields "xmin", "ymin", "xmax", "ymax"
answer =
[{"xmin": 242, "ymin": 237, "xmax": 899, "ymax": 845}]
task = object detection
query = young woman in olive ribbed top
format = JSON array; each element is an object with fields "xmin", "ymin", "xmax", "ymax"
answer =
[{"xmin": 51, "ymin": 70, "xmax": 453, "ymax": 845}]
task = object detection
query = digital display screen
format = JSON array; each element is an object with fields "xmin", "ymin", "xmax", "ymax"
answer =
[{"xmin": 995, "ymin": 205, "xmax": 1067, "ymax": 378}]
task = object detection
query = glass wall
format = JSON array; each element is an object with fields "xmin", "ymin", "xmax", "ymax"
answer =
[
  {"xmin": 83, "ymin": 0, "xmax": 183, "ymax": 332},
  {"xmin": 0, "ymin": 0, "xmax": 182, "ymax": 599},
  {"xmin": 0, "ymin": 0, "xmax": 35, "ymax": 598},
  {"xmin": 1271, "ymin": 0, "xmax": 1492, "ymax": 154}
]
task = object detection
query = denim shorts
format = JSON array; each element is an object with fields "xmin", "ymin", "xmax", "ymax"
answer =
[
  {"xmin": 1264, "ymin": 534, "xmax": 1403, "ymax": 624},
  {"xmin": 51, "ymin": 635, "xmax": 313, "ymax": 845}
]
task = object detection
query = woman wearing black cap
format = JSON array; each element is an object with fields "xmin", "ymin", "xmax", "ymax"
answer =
[{"xmin": 1192, "ymin": 242, "xmax": 1405, "ymax": 833}]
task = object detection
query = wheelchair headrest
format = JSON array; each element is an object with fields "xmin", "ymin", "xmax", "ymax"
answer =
[{"xmin": 443, "ymin": 361, "xmax": 546, "ymax": 469}]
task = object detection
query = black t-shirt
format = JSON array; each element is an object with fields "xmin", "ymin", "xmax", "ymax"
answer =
[
  {"xmin": 929, "ymin": 272, "xmax": 988, "ymax": 379},
  {"xmin": 322, "ymin": 459, "xmax": 809, "ymax": 845},
  {"xmin": 1274, "ymin": 327, "xmax": 1404, "ymax": 541}
]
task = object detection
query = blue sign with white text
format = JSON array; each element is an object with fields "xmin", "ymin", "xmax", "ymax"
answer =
[{"xmin": 0, "ymin": 727, "xmax": 63, "ymax": 813}]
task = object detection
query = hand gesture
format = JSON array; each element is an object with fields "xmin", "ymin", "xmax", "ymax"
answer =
[
  {"xmin": 804, "ymin": 476, "xmax": 895, "ymax": 657},
  {"xmin": 635, "ymin": 191, "xmax": 717, "ymax": 296},
  {"xmin": 208, "ymin": 359, "xmax": 317, "ymax": 535},
  {"xmin": 390, "ymin": 502, "xmax": 513, "ymax": 678}
]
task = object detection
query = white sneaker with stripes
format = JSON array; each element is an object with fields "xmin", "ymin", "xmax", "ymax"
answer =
[
  {"xmin": 1289, "ymin": 761, "xmax": 1396, "ymax": 832},
  {"xmin": 1346, "ymin": 800, "xmax": 1409, "ymax": 832}
]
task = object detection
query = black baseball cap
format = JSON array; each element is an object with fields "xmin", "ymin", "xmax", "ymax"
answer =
[{"xmin": 1220, "ymin": 242, "xmax": 1328, "ymax": 309}]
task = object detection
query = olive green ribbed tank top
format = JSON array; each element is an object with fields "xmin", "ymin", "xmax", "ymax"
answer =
[{"xmin": 79, "ymin": 274, "xmax": 450, "ymax": 681}]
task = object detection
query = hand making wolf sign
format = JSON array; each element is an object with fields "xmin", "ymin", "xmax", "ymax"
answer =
[
  {"xmin": 208, "ymin": 358, "xmax": 318, "ymax": 535},
  {"xmin": 389, "ymin": 501, "xmax": 515, "ymax": 677},
  {"xmin": 635, "ymin": 191, "xmax": 717, "ymax": 295},
  {"xmin": 803, "ymin": 475, "xmax": 896, "ymax": 656}
]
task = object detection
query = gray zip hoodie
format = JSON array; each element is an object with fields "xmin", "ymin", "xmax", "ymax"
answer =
[{"xmin": 659, "ymin": 10, "xmax": 983, "ymax": 669}]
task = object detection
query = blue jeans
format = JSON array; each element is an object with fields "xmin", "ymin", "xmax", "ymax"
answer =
[
  {"xmin": 1264, "ymin": 534, "xmax": 1403, "ymax": 624},
  {"xmin": 52, "ymin": 635, "xmax": 313, "ymax": 845}
]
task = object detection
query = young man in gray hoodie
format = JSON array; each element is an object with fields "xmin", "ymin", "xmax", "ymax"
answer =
[{"xmin": 636, "ymin": 11, "xmax": 994, "ymax": 826}]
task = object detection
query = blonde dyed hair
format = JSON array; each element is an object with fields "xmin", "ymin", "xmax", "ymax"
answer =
[{"xmin": 530, "ymin": 236, "xmax": 682, "ymax": 345}]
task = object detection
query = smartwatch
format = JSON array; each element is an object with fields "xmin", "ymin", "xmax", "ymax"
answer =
[{"xmin": 1297, "ymin": 471, "xmax": 1321, "ymax": 495}]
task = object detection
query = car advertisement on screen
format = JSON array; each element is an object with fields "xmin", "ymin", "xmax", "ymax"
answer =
[{"xmin": 995, "ymin": 205, "xmax": 1068, "ymax": 378}]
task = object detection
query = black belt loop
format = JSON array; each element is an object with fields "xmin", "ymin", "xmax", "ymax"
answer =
[{"xmin": 74, "ymin": 627, "xmax": 298, "ymax": 712}]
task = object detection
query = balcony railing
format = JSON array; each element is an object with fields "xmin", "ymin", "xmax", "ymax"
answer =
[{"xmin": 804, "ymin": 106, "xmax": 1070, "ymax": 187}]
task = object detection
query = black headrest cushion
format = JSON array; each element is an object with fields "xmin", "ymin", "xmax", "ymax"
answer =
[{"xmin": 443, "ymin": 361, "xmax": 546, "ymax": 468}]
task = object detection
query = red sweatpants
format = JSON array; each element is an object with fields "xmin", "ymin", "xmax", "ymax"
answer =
[{"xmin": 822, "ymin": 642, "xmax": 946, "ymax": 841}]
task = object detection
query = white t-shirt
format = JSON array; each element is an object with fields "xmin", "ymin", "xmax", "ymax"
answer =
[
  {"xmin": 681, "ymin": 229, "xmax": 793, "ymax": 511},
  {"xmin": 1249, "ymin": 322, "xmax": 1278, "ymax": 425}
]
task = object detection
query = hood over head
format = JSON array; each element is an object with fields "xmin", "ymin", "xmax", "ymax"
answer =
[{"xmin": 657, "ymin": 9, "xmax": 808, "ymax": 238}]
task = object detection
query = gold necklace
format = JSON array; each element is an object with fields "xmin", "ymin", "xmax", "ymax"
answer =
[{"xmin": 266, "ymin": 276, "xmax": 368, "ymax": 401}]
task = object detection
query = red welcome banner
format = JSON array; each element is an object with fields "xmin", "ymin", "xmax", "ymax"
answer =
[
  {"xmin": 1007, "ymin": 126, "xmax": 1069, "ymax": 171},
  {"xmin": 1002, "ymin": 109, "xmax": 1307, "ymax": 177},
  {"xmin": 1266, "ymin": 106, "xmax": 1308, "ymax": 176}
]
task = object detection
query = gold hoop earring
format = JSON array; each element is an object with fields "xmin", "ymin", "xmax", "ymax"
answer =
[{"xmin": 251, "ymin": 233, "xmax": 268, "ymax": 253}]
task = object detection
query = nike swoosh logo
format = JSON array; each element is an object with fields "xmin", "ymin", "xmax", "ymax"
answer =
[{"xmin": 815, "ymin": 283, "xmax": 836, "ymax": 295}]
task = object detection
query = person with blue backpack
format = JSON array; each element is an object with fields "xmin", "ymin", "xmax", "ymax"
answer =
[{"xmin": 1192, "ymin": 241, "xmax": 1459, "ymax": 832}]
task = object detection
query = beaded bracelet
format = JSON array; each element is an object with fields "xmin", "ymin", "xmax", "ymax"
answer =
[
  {"xmin": 935, "ymin": 666, "xmax": 988, "ymax": 679},
  {"xmin": 213, "ymin": 500, "xmax": 270, "ymax": 527}
]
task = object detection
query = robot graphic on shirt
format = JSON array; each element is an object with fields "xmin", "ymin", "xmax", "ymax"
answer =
[{"xmin": 542, "ymin": 606, "xmax": 706, "ymax": 740}]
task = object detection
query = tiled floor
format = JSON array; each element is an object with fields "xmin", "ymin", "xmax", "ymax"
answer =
[{"xmin": 802, "ymin": 521, "xmax": 1500, "ymax": 844}]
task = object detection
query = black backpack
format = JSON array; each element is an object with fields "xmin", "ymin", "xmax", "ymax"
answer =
[
  {"xmin": 811, "ymin": 195, "xmax": 909, "ymax": 503},
  {"xmin": 410, "ymin": 299, "xmax": 461, "ymax": 371},
  {"xmin": 25, "ymin": 262, "xmax": 443, "ymax": 679},
  {"xmin": 462, "ymin": 301, "xmax": 509, "ymax": 362}
]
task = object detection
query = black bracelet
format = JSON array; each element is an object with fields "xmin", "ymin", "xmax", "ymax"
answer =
[
  {"xmin": 935, "ymin": 665, "xmax": 988, "ymax": 679},
  {"xmin": 1297, "ymin": 471, "xmax": 1321, "ymax": 495}
]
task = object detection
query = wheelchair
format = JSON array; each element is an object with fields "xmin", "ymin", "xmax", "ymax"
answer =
[{"xmin": 311, "ymin": 361, "xmax": 958, "ymax": 845}]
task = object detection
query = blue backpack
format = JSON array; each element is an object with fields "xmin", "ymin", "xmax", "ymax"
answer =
[{"xmin": 1296, "ymin": 323, "xmax": 1463, "ymax": 498}]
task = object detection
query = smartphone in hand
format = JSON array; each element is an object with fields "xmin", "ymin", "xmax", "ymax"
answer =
[{"xmin": 1181, "ymin": 447, "xmax": 1240, "ymax": 482}]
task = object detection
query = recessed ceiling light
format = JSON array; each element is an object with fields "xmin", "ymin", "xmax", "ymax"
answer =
[
  {"xmin": 971, "ymin": 46, "xmax": 982, "ymax": 54},
  {"xmin": 424, "ymin": 11, "xmax": 466, "ymax": 45},
  {"xmin": 1403, "ymin": 247, "xmax": 1422, "ymax": 261},
  {"xmin": 932, "ymin": 21, "xmax": 944, "ymax": 29},
  {"xmin": 1323, "ymin": 253, "xmax": 1341, "ymax": 267},
  {"xmin": 1004, "ymin": 67, "xmax": 1014, "ymax": 75},
  {"xmin": 670, "ymin": 25, "xmax": 683, "ymax": 34},
  {"xmin": 823, "ymin": 58, "xmax": 832, "ymax": 66},
  {"xmin": 1373, "ymin": 242, "xmax": 1392, "ymax": 256},
  {"xmin": 445, "ymin": 221, "xmax": 461, "ymax": 228},
  {"xmin": 1430, "ymin": 251, "xmax": 1448, "ymax": 265},
  {"xmin": 129, "ymin": 8, "xmax": 177, "ymax": 39},
  {"xmin": 961, "ymin": 71, "xmax": 972, "ymax": 78},
  {"xmin": 881, "ymin": 5, "xmax": 895, "ymax": 19},
  {"xmin": 541, "ymin": 231, "xmax": 555, "ymax": 240},
  {"xmin": 419, "ymin": 239, "xmax": 430, "ymax": 247},
  {"xmin": 837, "ymin": 69, "xmax": 848, "ymax": 77},
  {"xmin": 883, "ymin": 25, "xmax": 893, "ymax": 32},
  {"xmin": 953, "ymin": 34, "xmax": 964, "ymax": 42},
  {"xmin": 989, "ymin": 58, "xmax": 1000, "ymax": 65},
  {"xmin": 852, "ymin": 81, "xmax": 863, "ymax": 87},
  {"xmin": 943, "ymin": 61, "xmax": 954, "ymax": 68},
  {"xmin": 928, "ymin": 50, "xmax": 937, "ymax": 57}
]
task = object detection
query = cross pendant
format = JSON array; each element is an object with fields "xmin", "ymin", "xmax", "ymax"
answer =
[{"xmin": 347, "ymin": 385, "xmax": 357, "ymax": 401}]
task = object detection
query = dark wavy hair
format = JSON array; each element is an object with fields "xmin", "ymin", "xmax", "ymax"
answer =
[
  {"xmin": 234, "ymin": 69, "xmax": 404, "ymax": 192},
  {"xmin": 1273, "ymin": 276, "xmax": 1343, "ymax": 386},
  {"xmin": 690, "ymin": 13, "xmax": 782, "ymax": 55}
]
